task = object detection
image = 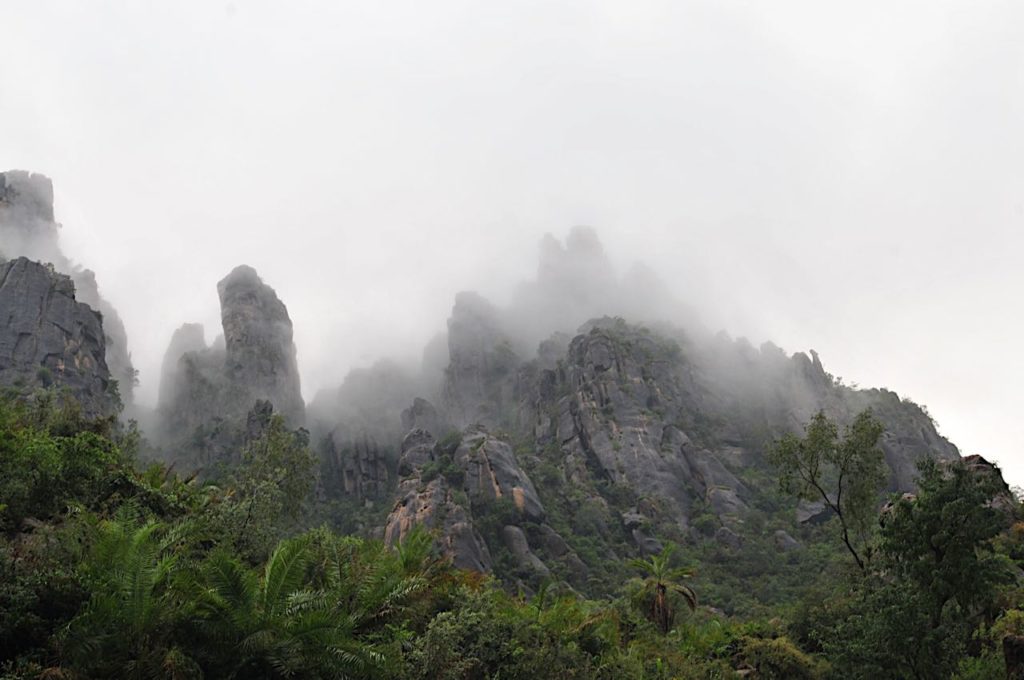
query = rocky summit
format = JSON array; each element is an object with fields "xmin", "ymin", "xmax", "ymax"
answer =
[{"xmin": 156, "ymin": 265, "xmax": 305, "ymax": 469}]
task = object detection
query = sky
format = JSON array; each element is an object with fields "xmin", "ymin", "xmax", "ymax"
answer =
[{"xmin": 2, "ymin": 1, "xmax": 1022, "ymax": 482}]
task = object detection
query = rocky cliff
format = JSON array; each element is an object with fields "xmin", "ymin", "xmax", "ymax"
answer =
[
  {"xmin": 0, "ymin": 257, "xmax": 113, "ymax": 417},
  {"xmin": 157, "ymin": 265, "xmax": 304, "ymax": 468},
  {"xmin": 0, "ymin": 171, "xmax": 137, "ymax": 406},
  {"xmin": 356, "ymin": 223, "xmax": 964, "ymax": 590}
]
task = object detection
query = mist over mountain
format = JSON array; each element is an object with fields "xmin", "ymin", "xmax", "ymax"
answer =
[
  {"xmin": 0, "ymin": 171, "xmax": 137, "ymax": 412},
  {"xmin": 3, "ymin": 3, "xmax": 1023, "ymax": 674}
]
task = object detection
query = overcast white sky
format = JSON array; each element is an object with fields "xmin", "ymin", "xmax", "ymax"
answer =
[{"xmin": 2, "ymin": 1, "xmax": 1022, "ymax": 482}]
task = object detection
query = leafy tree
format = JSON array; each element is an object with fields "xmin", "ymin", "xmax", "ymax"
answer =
[
  {"xmin": 822, "ymin": 458, "xmax": 1014, "ymax": 679},
  {"xmin": 212, "ymin": 414, "xmax": 317, "ymax": 562},
  {"xmin": 769, "ymin": 410, "xmax": 885, "ymax": 571},
  {"xmin": 879, "ymin": 457, "xmax": 1012, "ymax": 631},
  {"xmin": 0, "ymin": 396, "xmax": 121, "ymax": 531},
  {"xmin": 628, "ymin": 544, "xmax": 697, "ymax": 634}
]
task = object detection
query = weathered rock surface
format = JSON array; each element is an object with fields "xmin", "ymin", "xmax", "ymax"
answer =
[
  {"xmin": 773, "ymin": 529, "xmax": 801, "ymax": 552},
  {"xmin": 501, "ymin": 525, "xmax": 550, "ymax": 577},
  {"xmin": 524, "ymin": 319, "xmax": 750, "ymax": 528},
  {"xmin": 0, "ymin": 257, "xmax": 112, "ymax": 417},
  {"xmin": 383, "ymin": 429, "xmax": 492, "ymax": 572},
  {"xmin": 0, "ymin": 171, "xmax": 136, "ymax": 407},
  {"xmin": 157, "ymin": 265, "xmax": 305, "ymax": 468},
  {"xmin": 218, "ymin": 265, "xmax": 304, "ymax": 425},
  {"xmin": 401, "ymin": 397, "xmax": 449, "ymax": 438},
  {"xmin": 455, "ymin": 427, "xmax": 545, "ymax": 521}
]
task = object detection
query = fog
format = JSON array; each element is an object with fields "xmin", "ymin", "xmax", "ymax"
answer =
[{"xmin": 2, "ymin": 2, "xmax": 1022, "ymax": 481}]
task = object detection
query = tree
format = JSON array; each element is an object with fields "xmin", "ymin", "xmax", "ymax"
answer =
[
  {"xmin": 627, "ymin": 544, "xmax": 696, "ymax": 635},
  {"xmin": 213, "ymin": 414, "xmax": 316, "ymax": 562},
  {"xmin": 879, "ymin": 457, "xmax": 1011, "ymax": 630},
  {"xmin": 769, "ymin": 410, "xmax": 886, "ymax": 571},
  {"xmin": 822, "ymin": 458, "xmax": 1014, "ymax": 679}
]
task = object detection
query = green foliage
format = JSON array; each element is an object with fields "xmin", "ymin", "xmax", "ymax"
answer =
[
  {"xmin": 811, "ymin": 457, "xmax": 1016, "ymax": 679},
  {"xmin": 4, "ymin": 391, "xmax": 1023, "ymax": 679},
  {"xmin": 880, "ymin": 457, "xmax": 1012, "ymax": 626},
  {"xmin": 212, "ymin": 414, "xmax": 317, "ymax": 562},
  {"xmin": 0, "ymin": 397, "xmax": 122, "ymax": 531},
  {"xmin": 627, "ymin": 544, "xmax": 697, "ymax": 634},
  {"xmin": 769, "ymin": 409, "xmax": 885, "ymax": 571},
  {"xmin": 741, "ymin": 635, "xmax": 826, "ymax": 679}
]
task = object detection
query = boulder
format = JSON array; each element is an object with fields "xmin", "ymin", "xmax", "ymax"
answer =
[
  {"xmin": 773, "ymin": 530, "xmax": 801, "ymax": 552},
  {"xmin": 501, "ymin": 525, "xmax": 550, "ymax": 577}
]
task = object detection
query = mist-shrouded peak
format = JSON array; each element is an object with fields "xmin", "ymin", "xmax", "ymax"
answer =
[
  {"xmin": 217, "ymin": 264, "xmax": 304, "ymax": 425},
  {"xmin": 157, "ymin": 322, "xmax": 208, "ymax": 410},
  {"xmin": 0, "ymin": 170, "xmax": 137, "ymax": 406},
  {"xmin": 155, "ymin": 264, "xmax": 306, "ymax": 469},
  {"xmin": 1, "ymin": 170, "xmax": 55, "ymax": 222},
  {"xmin": 0, "ymin": 171, "xmax": 61, "ymax": 267}
]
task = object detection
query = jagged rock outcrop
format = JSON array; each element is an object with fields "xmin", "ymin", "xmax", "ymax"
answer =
[
  {"xmin": 384, "ymin": 429, "xmax": 493, "ymax": 572},
  {"xmin": 525, "ymin": 319, "xmax": 750, "ymax": 529},
  {"xmin": 0, "ymin": 171, "xmax": 136, "ymax": 406},
  {"xmin": 0, "ymin": 257, "xmax": 112, "ymax": 417},
  {"xmin": 219, "ymin": 265, "xmax": 304, "ymax": 425},
  {"xmin": 455, "ymin": 427, "xmax": 545, "ymax": 521},
  {"xmin": 382, "ymin": 419, "xmax": 569, "ymax": 578},
  {"xmin": 157, "ymin": 323, "xmax": 208, "ymax": 409},
  {"xmin": 157, "ymin": 266, "xmax": 304, "ymax": 468},
  {"xmin": 288, "ymin": 228, "xmax": 969, "ymax": 593}
]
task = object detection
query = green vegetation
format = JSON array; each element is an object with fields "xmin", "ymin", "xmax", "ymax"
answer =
[
  {"xmin": 769, "ymin": 410, "xmax": 886, "ymax": 571},
  {"xmin": 1, "ymin": 396, "xmax": 1022, "ymax": 678},
  {"xmin": 628, "ymin": 544, "xmax": 697, "ymax": 634}
]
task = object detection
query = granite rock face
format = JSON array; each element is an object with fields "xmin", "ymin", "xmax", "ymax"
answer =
[
  {"xmin": 0, "ymin": 257, "xmax": 112, "ymax": 417},
  {"xmin": 157, "ymin": 323, "xmax": 208, "ymax": 409},
  {"xmin": 218, "ymin": 265, "xmax": 304, "ymax": 425},
  {"xmin": 157, "ymin": 265, "xmax": 304, "ymax": 468},
  {"xmin": 455, "ymin": 427, "xmax": 545, "ymax": 522},
  {"xmin": 523, "ymin": 319, "xmax": 750, "ymax": 529},
  {"xmin": 0, "ymin": 171, "xmax": 136, "ymax": 406},
  {"xmin": 381, "ymin": 421, "xmax": 576, "ymax": 576},
  {"xmin": 383, "ymin": 428, "xmax": 493, "ymax": 572}
]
